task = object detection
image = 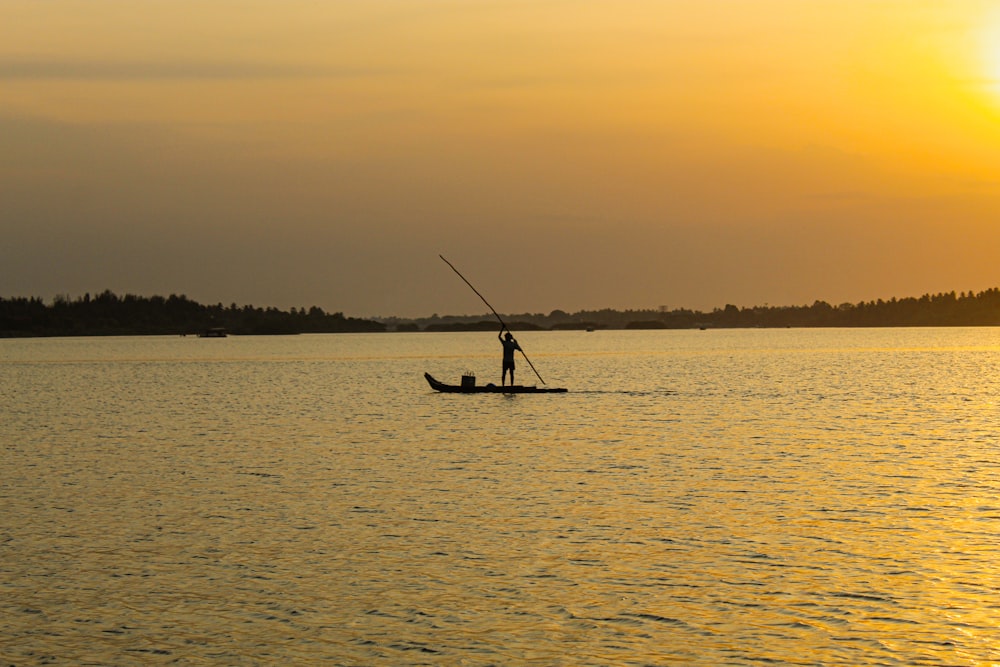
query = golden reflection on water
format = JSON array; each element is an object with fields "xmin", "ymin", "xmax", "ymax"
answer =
[{"xmin": 2, "ymin": 329, "xmax": 1000, "ymax": 665}]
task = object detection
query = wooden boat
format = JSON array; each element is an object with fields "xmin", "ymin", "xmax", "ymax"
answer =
[
  {"xmin": 198, "ymin": 327, "xmax": 228, "ymax": 338},
  {"xmin": 425, "ymin": 373, "xmax": 567, "ymax": 394}
]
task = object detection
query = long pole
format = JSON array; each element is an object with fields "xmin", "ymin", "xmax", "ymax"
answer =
[{"xmin": 439, "ymin": 254, "xmax": 545, "ymax": 384}]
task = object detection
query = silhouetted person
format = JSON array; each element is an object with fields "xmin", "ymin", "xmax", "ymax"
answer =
[{"xmin": 499, "ymin": 327, "xmax": 521, "ymax": 386}]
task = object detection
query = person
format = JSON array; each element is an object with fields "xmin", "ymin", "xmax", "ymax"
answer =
[{"xmin": 499, "ymin": 327, "xmax": 522, "ymax": 386}]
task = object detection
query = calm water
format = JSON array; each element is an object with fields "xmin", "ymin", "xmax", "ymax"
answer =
[{"xmin": 2, "ymin": 328, "xmax": 1000, "ymax": 665}]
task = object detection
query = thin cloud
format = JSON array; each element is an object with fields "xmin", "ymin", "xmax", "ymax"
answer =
[{"xmin": 0, "ymin": 59, "xmax": 384, "ymax": 81}]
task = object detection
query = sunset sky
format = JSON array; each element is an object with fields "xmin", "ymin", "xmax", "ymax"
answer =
[{"xmin": 2, "ymin": 1, "xmax": 999, "ymax": 318}]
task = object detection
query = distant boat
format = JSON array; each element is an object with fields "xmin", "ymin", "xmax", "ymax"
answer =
[
  {"xmin": 425, "ymin": 373, "xmax": 567, "ymax": 394},
  {"xmin": 198, "ymin": 327, "xmax": 228, "ymax": 338}
]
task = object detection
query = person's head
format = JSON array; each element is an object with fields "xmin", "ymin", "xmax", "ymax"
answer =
[{"xmin": 504, "ymin": 332, "xmax": 513, "ymax": 340}]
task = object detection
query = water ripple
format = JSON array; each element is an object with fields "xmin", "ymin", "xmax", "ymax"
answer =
[{"xmin": 2, "ymin": 330, "xmax": 1000, "ymax": 665}]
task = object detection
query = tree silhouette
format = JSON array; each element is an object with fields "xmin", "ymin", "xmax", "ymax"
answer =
[{"xmin": 0, "ymin": 292, "xmax": 385, "ymax": 337}]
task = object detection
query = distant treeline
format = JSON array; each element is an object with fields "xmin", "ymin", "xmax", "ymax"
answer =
[
  {"xmin": 3, "ymin": 288, "xmax": 1000, "ymax": 338},
  {"xmin": 0, "ymin": 291, "xmax": 385, "ymax": 337},
  {"xmin": 385, "ymin": 288, "xmax": 1000, "ymax": 331}
]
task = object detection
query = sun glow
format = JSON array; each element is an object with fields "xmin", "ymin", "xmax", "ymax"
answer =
[{"xmin": 980, "ymin": 9, "xmax": 1000, "ymax": 101}]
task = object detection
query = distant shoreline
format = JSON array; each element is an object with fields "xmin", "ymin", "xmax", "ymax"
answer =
[
  {"xmin": 383, "ymin": 288, "xmax": 1000, "ymax": 333},
  {"xmin": 3, "ymin": 288, "xmax": 1000, "ymax": 338}
]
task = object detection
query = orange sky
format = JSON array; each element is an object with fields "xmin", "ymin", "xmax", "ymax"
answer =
[{"xmin": 2, "ymin": 1, "xmax": 999, "ymax": 317}]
